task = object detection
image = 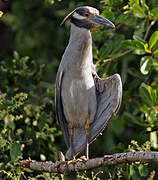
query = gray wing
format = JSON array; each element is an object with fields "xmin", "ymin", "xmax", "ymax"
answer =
[
  {"xmin": 55, "ymin": 70, "xmax": 70, "ymax": 147},
  {"xmin": 88, "ymin": 73, "xmax": 122, "ymax": 144}
]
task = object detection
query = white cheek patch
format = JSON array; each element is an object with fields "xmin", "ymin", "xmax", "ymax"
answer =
[{"xmin": 72, "ymin": 12, "xmax": 86, "ymax": 20}]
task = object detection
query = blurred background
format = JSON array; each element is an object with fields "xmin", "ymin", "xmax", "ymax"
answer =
[{"xmin": 0, "ymin": 0, "xmax": 158, "ymax": 179}]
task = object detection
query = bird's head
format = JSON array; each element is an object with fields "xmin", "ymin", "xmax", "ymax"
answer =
[{"xmin": 61, "ymin": 6, "xmax": 115, "ymax": 30}]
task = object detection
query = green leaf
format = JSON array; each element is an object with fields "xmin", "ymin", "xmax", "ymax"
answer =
[
  {"xmin": 38, "ymin": 112, "xmax": 47, "ymax": 130},
  {"xmin": 4, "ymin": 114, "xmax": 15, "ymax": 130},
  {"xmin": 144, "ymin": 43, "xmax": 151, "ymax": 53},
  {"xmin": 129, "ymin": 165, "xmax": 140, "ymax": 179},
  {"xmin": 92, "ymin": 43, "xmax": 98, "ymax": 59},
  {"xmin": 121, "ymin": 39, "xmax": 145, "ymax": 53},
  {"xmin": 101, "ymin": 9, "xmax": 115, "ymax": 21},
  {"xmin": 99, "ymin": 42, "xmax": 113, "ymax": 59},
  {"xmin": 129, "ymin": 0, "xmax": 139, "ymax": 6},
  {"xmin": 154, "ymin": 49, "xmax": 158, "ymax": 58},
  {"xmin": 133, "ymin": 21, "xmax": 146, "ymax": 43},
  {"xmin": 123, "ymin": 15, "xmax": 137, "ymax": 26},
  {"xmin": 112, "ymin": 0, "xmax": 123, "ymax": 7},
  {"xmin": 138, "ymin": 164, "xmax": 149, "ymax": 176},
  {"xmin": 140, "ymin": 0, "xmax": 149, "ymax": 11},
  {"xmin": 124, "ymin": 112, "xmax": 146, "ymax": 127},
  {"xmin": 44, "ymin": 0, "xmax": 54, "ymax": 5},
  {"xmin": 149, "ymin": 31, "xmax": 158, "ymax": 50},
  {"xmin": 140, "ymin": 56, "xmax": 152, "ymax": 75},
  {"xmin": 153, "ymin": 59, "xmax": 158, "ymax": 71},
  {"xmin": 0, "ymin": 137, "xmax": 7, "ymax": 147},
  {"xmin": 115, "ymin": 14, "xmax": 128, "ymax": 24},
  {"xmin": 133, "ymin": 4, "xmax": 146, "ymax": 18},
  {"xmin": 13, "ymin": 51, "xmax": 20, "ymax": 60},
  {"xmin": 150, "ymin": 8, "xmax": 158, "ymax": 20},
  {"xmin": 133, "ymin": 49, "xmax": 146, "ymax": 55},
  {"xmin": 104, "ymin": 0, "xmax": 110, "ymax": 5},
  {"xmin": 128, "ymin": 67, "xmax": 144, "ymax": 80},
  {"xmin": 139, "ymin": 83, "xmax": 153, "ymax": 106},
  {"xmin": 147, "ymin": 85, "xmax": 157, "ymax": 104},
  {"xmin": 10, "ymin": 143, "xmax": 22, "ymax": 161},
  {"xmin": 111, "ymin": 116, "xmax": 125, "ymax": 134}
]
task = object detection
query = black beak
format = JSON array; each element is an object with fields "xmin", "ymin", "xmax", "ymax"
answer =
[{"xmin": 90, "ymin": 15, "xmax": 115, "ymax": 28}]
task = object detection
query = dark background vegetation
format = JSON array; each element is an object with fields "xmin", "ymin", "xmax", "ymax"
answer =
[{"xmin": 0, "ymin": 0, "xmax": 158, "ymax": 179}]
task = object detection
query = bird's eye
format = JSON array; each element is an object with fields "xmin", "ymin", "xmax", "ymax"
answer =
[{"xmin": 85, "ymin": 13, "xmax": 89, "ymax": 17}]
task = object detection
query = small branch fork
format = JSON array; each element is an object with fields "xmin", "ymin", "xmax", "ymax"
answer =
[{"xmin": 20, "ymin": 151, "xmax": 158, "ymax": 174}]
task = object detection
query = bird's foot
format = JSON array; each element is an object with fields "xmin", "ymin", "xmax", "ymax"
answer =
[
  {"xmin": 55, "ymin": 156, "xmax": 84, "ymax": 169},
  {"xmin": 67, "ymin": 157, "xmax": 83, "ymax": 164},
  {"xmin": 55, "ymin": 161, "xmax": 67, "ymax": 169},
  {"xmin": 79, "ymin": 155, "xmax": 88, "ymax": 160},
  {"xmin": 54, "ymin": 152, "xmax": 67, "ymax": 169},
  {"xmin": 67, "ymin": 156, "xmax": 88, "ymax": 164}
]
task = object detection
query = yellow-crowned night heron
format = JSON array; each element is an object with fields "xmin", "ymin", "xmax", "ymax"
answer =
[{"xmin": 56, "ymin": 6, "xmax": 122, "ymax": 160}]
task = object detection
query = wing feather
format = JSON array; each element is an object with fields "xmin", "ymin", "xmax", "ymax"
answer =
[
  {"xmin": 55, "ymin": 70, "xmax": 70, "ymax": 147},
  {"xmin": 88, "ymin": 73, "xmax": 122, "ymax": 144}
]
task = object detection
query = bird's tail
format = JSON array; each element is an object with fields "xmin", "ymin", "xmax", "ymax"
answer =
[{"xmin": 66, "ymin": 127, "xmax": 87, "ymax": 160}]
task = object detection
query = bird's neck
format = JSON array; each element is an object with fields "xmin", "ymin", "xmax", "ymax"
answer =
[
  {"xmin": 68, "ymin": 24, "xmax": 93, "ymax": 66},
  {"xmin": 70, "ymin": 23, "xmax": 92, "ymax": 42}
]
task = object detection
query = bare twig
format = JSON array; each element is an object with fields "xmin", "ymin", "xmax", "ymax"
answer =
[
  {"xmin": 103, "ymin": 49, "xmax": 132, "ymax": 62},
  {"xmin": 114, "ymin": 23, "xmax": 124, "ymax": 31},
  {"xmin": 144, "ymin": 20, "xmax": 155, "ymax": 41},
  {"xmin": 20, "ymin": 151, "xmax": 158, "ymax": 174},
  {"xmin": 103, "ymin": 49, "xmax": 133, "ymax": 62}
]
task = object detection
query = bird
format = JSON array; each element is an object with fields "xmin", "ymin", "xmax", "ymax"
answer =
[{"xmin": 56, "ymin": 6, "xmax": 122, "ymax": 160}]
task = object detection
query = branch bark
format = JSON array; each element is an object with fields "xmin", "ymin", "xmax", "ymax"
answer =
[{"xmin": 20, "ymin": 151, "xmax": 158, "ymax": 174}]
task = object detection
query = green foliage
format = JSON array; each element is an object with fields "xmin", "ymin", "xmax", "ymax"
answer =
[
  {"xmin": 0, "ymin": 52, "xmax": 59, "ymax": 179},
  {"xmin": 0, "ymin": 0, "xmax": 158, "ymax": 179}
]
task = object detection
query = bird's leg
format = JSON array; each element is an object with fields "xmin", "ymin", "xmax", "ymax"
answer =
[
  {"xmin": 68, "ymin": 122, "xmax": 75, "ymax": 159},
  {"xmin": 54, "ymin": 123, "xmax": 74, "ymax": 169},
  {"xmin": 85, "ymin": 119, "xmax": 90, "ymax": 159}
]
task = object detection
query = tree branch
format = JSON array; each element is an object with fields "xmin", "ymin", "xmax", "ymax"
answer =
[
  {"xmin": 144, "ymin": 20, "xmax": 155, "ymax": 41},
  {"xmin": 20, "ymin": 151, "xmax": 158, "ymax": 174},
  {"xmin": 103, "ymin": 49, "xmax": 132, "ymax": 62}
]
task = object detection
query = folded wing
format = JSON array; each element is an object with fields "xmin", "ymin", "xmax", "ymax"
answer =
[
  {"xmin": 55, "ymin": 70, "xmax": 70, "ymax": 148},
  {"xmin": 89, "ymin": 73, "xmax": 122, "ymax": 144}
]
